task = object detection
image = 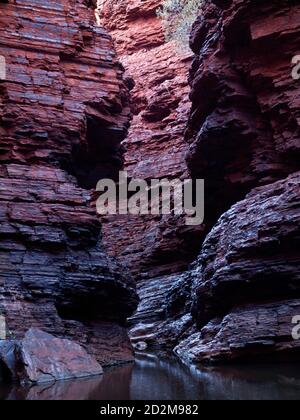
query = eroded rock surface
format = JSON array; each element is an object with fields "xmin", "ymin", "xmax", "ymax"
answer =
[
  {"xmin": 0, "ymin": 0, "xmax": 138, "ymax": 366},
  {"xmin": 176, "ymin": 173, "xmax": 300, "ymax": 363},
  {"xmin": 100, "ymin": 0, "xmax": 300, "ymax": 362},
  {"xmin": 98, "ymin": 0, "xmax": 203, "ymax": 352},
  {"xmin": 186, "ymin": 0, "xmax": 300, "ymax": 224},
  {"xmin": 171, "ymin": 0, "xmax": 300, "ymax": 364},
  {"xmin": 100, "ymin": 0, "xmax": 199, "ymax": 279}
]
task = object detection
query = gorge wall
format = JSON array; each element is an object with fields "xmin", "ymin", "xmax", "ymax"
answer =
[
  {"xmin": 101, "ymin": 0, "xmax": 300, "ymax": 363},
  {"xmin": 100, "ymin": 0, "xmax": 199, "ymax": 278},
  {"xmin": 99, "ymin": 0, "xmax": 203, "ymax": 343},
  {"xmin": 1, "ymin": 0, "xmax": 300, "ymax": 369},
  {"xmin": 174, "ymin": 0, "xmax": 300, "ymax": 363},
  {"xmin": 0, "ymin": 0, "xmax": 138, "ymax": 366}
]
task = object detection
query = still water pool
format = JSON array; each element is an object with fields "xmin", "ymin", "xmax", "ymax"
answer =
[{"xmin": 1, "ymin": 352, "xmax": 300, "ymax": 400}]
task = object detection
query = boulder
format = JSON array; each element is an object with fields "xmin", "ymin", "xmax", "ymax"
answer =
[{"xmin": 0, "ymin": 329, "xmax": 103, "ymax": 385}]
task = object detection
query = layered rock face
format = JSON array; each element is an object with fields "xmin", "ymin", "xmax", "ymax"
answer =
[
  {"xmin": 100, "ymin": 0, "xmax": 200, "ymax": 280},
  {"xmin": 173, "ymin": 0, "xmax": 300, "ymax": 363},
  {"xmin": 2, "ymin": 0, "xmax": 299, "ymax": 369},
  {"xmin": 99, "ymin": 0, "xmax": 300, "ymax": 363},
  {"xmin": 186, "ymin": 0, "xmax": 300, "ymax": 225},
  {"xmin": 176, "ymin": 173, "xmax": 300, "ymax": 363},
  {"xmin": 98, "ymin": 0, "xmax": 204, "ymax": 347},
  {"xmin": 0, "ymin": 0, "xmax": 138, "ymax": 366}
]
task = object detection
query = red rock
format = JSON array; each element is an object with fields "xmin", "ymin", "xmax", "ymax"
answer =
[
  {"xmin": 1, "ymin": 0, "xmax": 300, "ymax": 368},
  {"xmin": 98, "ymin": 0, "xmax": 204, "ymax": 350},
  {"xmin": 0, "ymin": 328, "xmax": 103, "ymax": 384},
  {"xmin": 100, "ymin": 0, "xmax": 199, "ymax": 280},
  {"xmin": 156, "ymin": 0, "xmax": 300, "ymax": 362},
  {"xmin": 186, "ymin": 0, "xmax": 300, "ymax": 224},
  {"xmin": 0, "ymin": 0, "xmax": 138, "ymax": 366},
  {"xmin": 177, "ymin": 172, "xmax": 300, "ymax": 363},
  {"xmin": 19, "ymin": 328, "xmax": 103, "ymax": 384}
]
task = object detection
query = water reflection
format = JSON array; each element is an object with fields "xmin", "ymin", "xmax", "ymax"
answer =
[{"xmin": 1, "ymin": 353, "xmax": 300, "ymax": 400}]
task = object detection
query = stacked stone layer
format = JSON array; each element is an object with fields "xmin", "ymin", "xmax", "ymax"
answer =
[
  {"xmin": 0, "ymin": 0, "xmax": 138, "ymax": 366},
  {"xmin": 100, "ymin": 0, "xmax": 199, "ymax": 280},
  {"xmin": 174, "ymin": 0, "xmax": 300, "ymax": 363}
]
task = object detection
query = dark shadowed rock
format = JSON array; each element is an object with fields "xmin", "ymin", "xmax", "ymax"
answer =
[
  {"xmin": 164, "ymin": 0, "xmax": 300, "ymax": 364},
  {"xmin": 187, "ymin": 0, "xmax": 300, "ymax": 227},
  {"xmin": 175, "ymin": 300, "xmax": 300, "ymax": 365},
  {"xmin": 176, "ymin": 173, "xmax": 300, "ymax": 363},
  {"xmin": 0, "ymin": 340, "xmax": 19, "ymax": 382}
]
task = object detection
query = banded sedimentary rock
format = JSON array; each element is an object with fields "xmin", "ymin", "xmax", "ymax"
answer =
[
  {"xmin": 98, "ymin": 0, "xmax": 203, "ymax": 348},
  {"xmin": 176, "ymin": 173, "xmax": 300, "ymax": 363},
  {"xmin": 0, "ymin": 0, "xmax": 138, "ymax": 366},
  {"xmin": 186, "ymin": 0, "xmax": 300, "ymax": 224},
  {"xmin": 174, "ymin": 0, "xmax": 300, "ymax": 363},
  {"xmin": 100, "ymin": 0, "xmax": 199, "ymax": 279}
]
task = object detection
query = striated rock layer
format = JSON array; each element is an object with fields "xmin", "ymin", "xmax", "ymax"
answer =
[
  {"xmin": 99, "ymin": 0, "xmax": 300, "ymax": 362},
  {"xmin": 173, "ymin": 0, "xmax": 300, "ymax": 363},
  {"xmin": 100, "ymin": 0, "xmax": 200, "ymax": 280},
  {"xmin": 98, "ymin": 0, "xmax": 204, "ymax": 348},
  {"xmin": 0, "ymin": 0, "xmax": 138, "ymax": 366},
  {"xmin": 176, "ymin": 173, "xmax": 300, "ymax": 363},
  {"xmin": 186, "ymin": 0, "xmax": 300, "ymax": 225}
]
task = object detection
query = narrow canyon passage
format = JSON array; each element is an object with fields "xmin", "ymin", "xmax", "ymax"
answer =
[
  {"xmin": 1, "ymin": 0, "xmax": 300, "ymax": 396},
  {"xmin": 98, "ymin": 0, "xmax": 300, "ymax": 364},
  {"xmin": 98, "ymin": 0, "xmax": 204, "ymax": 350}
]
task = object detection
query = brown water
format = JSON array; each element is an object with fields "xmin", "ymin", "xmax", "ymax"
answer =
[{"xmin": 1, "ymin": 352, "xmax": 300, "ymax": 400}]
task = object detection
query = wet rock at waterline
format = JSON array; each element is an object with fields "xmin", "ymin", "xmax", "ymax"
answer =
[
  {"xmin": 175, "ymin": 300, "xmax": 300, "ymax": 365},
  {"xmin": 0, "ymin": 329, "xmax": 103, "ymax": 385}
]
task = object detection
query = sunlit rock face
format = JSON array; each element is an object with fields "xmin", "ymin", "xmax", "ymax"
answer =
[
  {"xmin": 174, "ymin": 0, "xmax": 300, "ymax": 363},
  {"xmin": 0, "ymin": 0, "xmax": 138, "ymax": 366},
  {"xmin": 99, "ymin": 0, "xmax": 203, "ymax": 350},
  {"xmin": 100, "ymin": 0, "xmax": 201, "ymax": 280}
]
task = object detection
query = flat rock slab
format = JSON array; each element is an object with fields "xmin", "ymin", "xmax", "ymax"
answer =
[
  {"xmin": 1, "ymin": 328, "xmax": 103, "ymax": 385},
  {"xmin": 20, "ymin": 328, "xmax": 103, "ymax": 384}
]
